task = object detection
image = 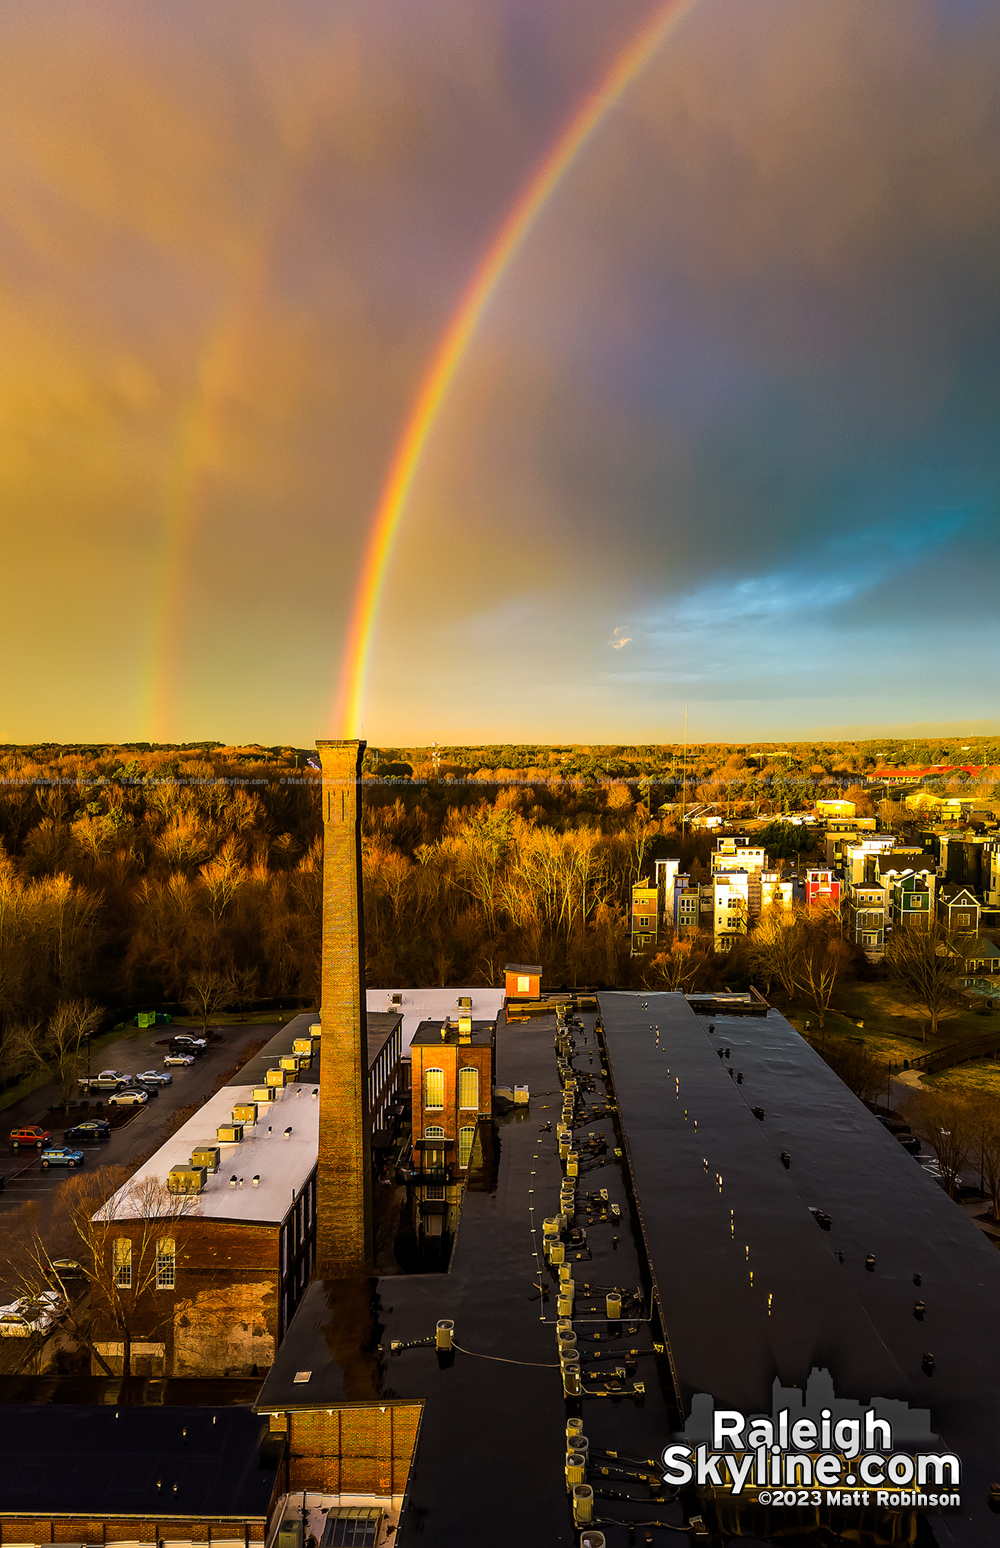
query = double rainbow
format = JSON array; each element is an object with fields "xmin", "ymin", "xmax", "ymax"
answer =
[{"xmin": 334, "ymin": 0, "xmax": 698, "ymax": 735}]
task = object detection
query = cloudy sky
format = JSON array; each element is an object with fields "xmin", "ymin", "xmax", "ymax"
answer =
[{"xmin": 2, "ymin": 0, "xmax": 998, "ymax": 746}]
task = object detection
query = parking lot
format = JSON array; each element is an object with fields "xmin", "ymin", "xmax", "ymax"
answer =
[{"xmin": 0, "ymin": 1021, "xmax": 280, "ymax": 1218}]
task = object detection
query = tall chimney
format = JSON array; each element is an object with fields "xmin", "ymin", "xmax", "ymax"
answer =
[{"xmin": 315, "ymin": 738, "xmax": 372, "ymax": 1275}]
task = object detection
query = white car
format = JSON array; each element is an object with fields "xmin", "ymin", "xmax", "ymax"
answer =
[
  {"xmin": 136, "ymin": 1069, "xmax": 172, "ymax": 1085},
  {"xmin": 0, "ymin": 1292, "xmax": 65, "ymax": 1337},
  {"xmin": 108, "ymin": 1089, "xmax": 148, "ymax": 1107},
  {"xmin": 163, "ymin": 1053, "xmax": 195, "ymax": 1068}
]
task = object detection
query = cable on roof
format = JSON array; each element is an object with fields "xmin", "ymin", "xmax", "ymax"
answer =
[{"xmin": 452, "ymin": 1342, "xmax": 559, "ymax": 1369}]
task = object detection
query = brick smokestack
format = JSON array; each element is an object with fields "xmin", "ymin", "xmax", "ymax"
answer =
[{"xmin": 316, "ymin": 738, "xmax": 372, "ymax": 1275}]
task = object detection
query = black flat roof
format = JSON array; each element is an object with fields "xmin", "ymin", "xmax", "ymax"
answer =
[
  {"xmin": 0, "ymin": 1405, "xmax": 281, "ymax": 1520},
  {"xmin": 409, "ymin": 1018, "xmax": 494, "ymax": 1047},
  {"xmin": 598, "ymin": 991, "xmax": 1000, "ymax": 1547},
  {"xmin": 0, "ymin": 1374, "xmax": 263, "ymax": 1406},
  {"xmin": 257, "ymin": 1016, "xmax": 578, "ymax": 1547}
]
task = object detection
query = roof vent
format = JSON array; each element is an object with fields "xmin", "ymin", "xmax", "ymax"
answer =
[
  {"xmin": 283, "ymin": 1126, "xmax": 293, "ymax": 1140},
  {"xmin": 229, "ymin": 1175, "xmax": 237, "ymax": 1188},
  {"xmin": 252, "ymin": 1175, "xmax": 260, "ymax": 1187}
]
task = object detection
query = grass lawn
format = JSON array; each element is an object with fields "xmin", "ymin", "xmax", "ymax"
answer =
[{"xmin": 779, "ymin": 980, "xmax": 1000, "ymax": 1096}]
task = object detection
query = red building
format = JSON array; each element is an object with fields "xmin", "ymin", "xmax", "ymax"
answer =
[{"xmin": 805, "ymin": 867, "xmax": 842, "ymax": 910}]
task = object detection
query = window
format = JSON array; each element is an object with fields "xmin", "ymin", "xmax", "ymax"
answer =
[
  {"xmin": 424, "ymin": 1125, "xmax": 445, "ymax": 1139},
  {"xmin": 424, "ymin": 1183, "xmax": 445, "ymax": 1202},
  {"xmin": 517, "ymin": 975, "xmax": 531, "ymax": 993},
  {"xmin": 113, "ymin": 1237, "xmax": 132, "ymax": 1289},
  {"xmin": 458, "ymin": 1067, "xmax": 479, "ymax": 1110},
  {"xmin": 424, "ymin": 1068, "xmax": 444, "ymax": 1109},
  {"xmin": 458, "ymin": 1126, "xmax": 476, "ymax": 1169},
  {"xmin": 156, "ymin": 1238, "xmax": 176, "ymax": 1290}
]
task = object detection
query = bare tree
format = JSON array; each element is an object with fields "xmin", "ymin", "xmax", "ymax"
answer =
[
  {"xmin": 904, "ymin": 1088, "xmax": 976, "ymax": 1198},
  {"xmin": 11, "ymin": 998, "xmax": 104, "ymax": 1113},
  {"xmin": 182, "ymin": 969, "xmax": 235, "ymax": 1033},
  {"xmin": 645, "ymin": 934, "xmax": 706, "ymax": 992},
  {"xmin": 968, "ymin": 1093, "xmax": 1000, "ymax": 1222},
  {"xmin": 795, "ymin": 933, "xmax": 852, "ymax": 1030},
  {"xmin": 26, "ymin": 1167, "xmax": 199, "ymax": 1376},
  {"xmin": 884, "ymin": 923, "xmax": 959, "ymax": 1040},
  {"xmin": 747, "ymin": 910, "xmax": 804, "ymax": 999}
]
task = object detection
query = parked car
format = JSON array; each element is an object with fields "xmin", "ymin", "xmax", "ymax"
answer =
[
  {"xmin": 9, "ymin": 1127, "xmax": 51, "ymax": 1150},
  {"xmin": 0, "ymin": 1292, "xmax": 65, "ymax": 1337},
  {"xmin": 40, "ymin": 1146, "xmax": 85, "ymax": 1168},
  {"xmin": 134, "ymin": 1079, "xmax": 160, "ymax": 1097},
  {"xmin": 77, "ymin": 1071, "xmax": 128, "ymax": 1092},
  {"xmin": 136, "ymin": 1069, "xmax": 172, "ymax": 1086},
  {"xmin": 108, "ymin": 1089, "xmax": 148, "ymax": 1107},
  {"xmin": 97, "ymin": 1069, "xmax": 132, "ymax": 1084},
  {"xmin": 897, "ymin": 1132, "xmax": 922, "ymax": 1154},
  {"xmin": 64, "ymin": 1119, "xmax": 111, "ymax": 1145},
  {"xmin": 163, "ymin": 1053, "xmax": 195, "ymax": 1068},
  {"xmin": 169, "ymin": 1036, "xmax": 206, "ymax": 1055}
]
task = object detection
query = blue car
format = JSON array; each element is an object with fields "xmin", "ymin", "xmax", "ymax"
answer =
[{"xmin": 40, "ymin": 1147, "xmax": 85, "ymax": 1169}]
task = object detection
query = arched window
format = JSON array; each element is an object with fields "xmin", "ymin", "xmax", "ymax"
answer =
[
  {"xmin": 156, "ymin": 1238, "xmax": 176, "ymax": 1290},
  {"xmin": 113, "ymin": 1238, "xmax": 132, "ymax": 1289},
  {"xmin": 424, "ymin": 1125, "xmax": 445, "ymax": 1139},
  {"xmin": 458, "ymin": 1067, "xmax": 479, "ymax": 1110},
  {"xmin": 458, "ymin": 1126, "xmax": 476, "ymax": 1169},
  {"xmin": 424, "ymin": 1068, "xmax": 444, "ymax": 1109}
]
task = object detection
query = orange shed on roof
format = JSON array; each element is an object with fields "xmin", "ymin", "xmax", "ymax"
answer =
[{"xmin": 504, "ymin": 964, "xmax": 541, "ymax": 1000}]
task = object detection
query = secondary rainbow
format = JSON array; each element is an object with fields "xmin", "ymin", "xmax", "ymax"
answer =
[{"xmin": 335, "ymin": 0, "xmax": 699, "ymax": 735}]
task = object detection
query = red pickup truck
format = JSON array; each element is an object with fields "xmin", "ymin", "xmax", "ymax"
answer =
[{"xmin": 9, "ymin": 1126, "xmax": 52, "ymax": 1150}]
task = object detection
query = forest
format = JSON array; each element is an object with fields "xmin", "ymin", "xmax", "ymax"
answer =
[{"xmin": 0, "ymin": 735, "xmax": 996, "ymax": 1094}]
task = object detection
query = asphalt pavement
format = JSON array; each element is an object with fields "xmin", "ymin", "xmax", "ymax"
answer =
[{"xmin": 0, "ymin": 1021, "xmax": 281, "ymax": 1218}]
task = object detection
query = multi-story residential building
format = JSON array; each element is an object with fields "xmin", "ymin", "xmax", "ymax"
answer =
[
  {"xmin": 805, "ymin": 867, "xmax": 842, "ymax": 911},
  {"xmin": 711, "ymin": 836, "xmax": 766, "ymax": 917},
  {"xmin": 840, "ymin": 835, "xmax": 898, "ymax": 885},
  {"xmin": 824, "ymin": 819, "xmax": 877, "ymax": 868},
  {"xmin": 711, "ymin": 872, "xmax": 750, "ymax": 951},
  {"xmin": 937, "ymin": 884, "xmax": 981, "ymax": 935},
  {"xmin": 654, "ymin": 857, "xmax": 680, "ymax": 921},
  {"xmin": 885, "ymin": 873, "xmax": 934, "ymax": 931},
  {"xmin": 849, "ymin": 882, "xmax": 887, "ymax": 959},
  {"xmin": 630, "ymin": 882, "xmax": 660, "ymax": 953},
  {"xmin": 673, "ymin": 874, "xmax": 701, "ymax": 938},
  {"xmin": 760, "ymin": 871, "xmax": 795, "ymax": 911}
]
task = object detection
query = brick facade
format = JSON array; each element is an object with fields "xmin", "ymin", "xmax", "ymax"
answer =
[
  {"xmin": 317, "ymin": 739, "xmax": 372, "ymax": 1276},
  {"xmin": 268, "ymin": 1404, "xmax": 421, "ymax": 1496},
  {"xmin": 0, "ymin": 1519, "xmax": 267, "ymax": 1544}
]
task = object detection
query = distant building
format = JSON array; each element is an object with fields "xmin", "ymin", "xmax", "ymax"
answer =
[
  {"xmin": 816, "ymin": 798, "xmax": 856, "ymax": 818},
  {"xmin": 805, "ymin": 866, "xmax": 842, "ymax": 911},
  {"xmin": 849, "ymin": 881, "xmax": 887, "ymax": 959},
  {"xmin": 937, "ymin": 883, "xmax": 981, "ymax": 935},
  {"xmin": 630, "ymin": 882, "xmax": 660, "ymax": 953}
]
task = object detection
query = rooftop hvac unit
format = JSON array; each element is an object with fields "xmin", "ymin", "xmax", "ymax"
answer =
[
  {"xmin": 167, "ymin": 1165, "xmax": 206, "ymax": 1195},
  {"xmin": 458, "ymin": 1014, "xmax": 473, "ymax": 1041},
  {"xmin": 513, "ymin": 1085, "xmax": 530, "ymax": 1105},
  {"xmin": 279, "ymin": 1055, "xmax": 300, "ymax": 1073},
  {"xmin": 252, "ymin": 1085, "xmax": 275, "ymax": 1103},
  {"xmin": 216, "ymin": 1123, "xmax": 244, "ymax": 1144},
  {"xmin": 389, "ymin": 993, "xmax": 403, "ymax": 1006},
  {"xmin": 232, "ymin": 1102, "xmax": 258, "ymax": 1126},
  {"xmin": 457, "ymin": 995, "xmax": 472, "ymax": 1009},
  {"xmin": 291, "ymin": 1037, "xmax": 312, "ymax": 1057},
  {"xmin": 265, "ymin": 1068, "xmax": 287, "ymax": 1088},
  {"xmin": 190, "ymin": 1145, "xmax": 220, "ymax": 1173}
]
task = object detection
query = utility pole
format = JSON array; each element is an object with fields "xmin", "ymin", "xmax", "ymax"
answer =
[{"xmin": 680, "ymin": 706, "xmax": 688, "ymax": 847}]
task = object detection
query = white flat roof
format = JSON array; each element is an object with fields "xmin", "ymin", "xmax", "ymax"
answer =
[
  {"xmin": 96, "ymin": 1077, "xmax": 320, "ymax": 1226},
  {"xmin": 366, "ymin": 987, "xmax": 505, "ymax": 1051}
]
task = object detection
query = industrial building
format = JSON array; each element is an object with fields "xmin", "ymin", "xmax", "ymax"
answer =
[{"xmin": 2, "ymin": 739, "xmax": 1000, "ymax": 1548}]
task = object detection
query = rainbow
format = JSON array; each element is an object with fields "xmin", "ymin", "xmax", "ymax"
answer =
[{"xmin": 335, "ymin": 0, "xmax": 699, "ymax": 736}]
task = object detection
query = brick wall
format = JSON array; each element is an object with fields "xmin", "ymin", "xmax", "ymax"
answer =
[
  {"xmin": 91, "ymin": 1218, "xmax": 281, "ymax": 1377},
  {"xmin": 274, "ymin": 1403, "xmax": 421, "ymax": 1495},
  {"xmin": 411, "ymin": 1039, "xmax": 494, "ymax": 1160},
  {"xmin": 317, "ymin": 739, "xmax": 373, "ymax": 1275},
  {"xmin": 0, "ymin": 1520, "xmax": 265, "ymax": 1544}
]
